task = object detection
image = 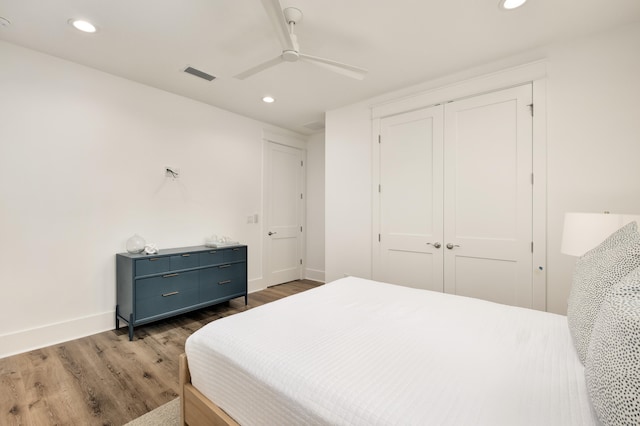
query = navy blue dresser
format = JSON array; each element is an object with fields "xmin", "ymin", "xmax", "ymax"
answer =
[{"xmin": 116, "ymin": 245, "xmax": 247, "ymax": 340}]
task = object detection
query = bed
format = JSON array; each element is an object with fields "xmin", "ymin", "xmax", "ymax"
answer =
[{"xmin": 180, "ymin": 276, "xmax": 602, "ymax": 425}]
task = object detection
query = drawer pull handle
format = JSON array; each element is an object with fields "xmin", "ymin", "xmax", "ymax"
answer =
[
  {"xmin": 149, "ymin": 258, "xmax": 161, "ymax": 262},
  {"xmin": 218, "ymin": 280, "xmax": 232, "ymax": 285},
  {"xmin": 162, "ymin": 291, "xmax": 179, "ymax": 297},
  {"xmin": 182, "ymin": 254, "xmax": 191, "ymax": 257},
  {"xmin": 163, "ymin": 273, "xmax": 179, "ymax": 278},
  {"xmin": 233, "ymin": 248, "xmax": 240, "ymax": 251},
  {"xmin": 209, "ymin": 251, "xmax": 217, "ymax": 254},
  {"xmin": 219, "ymin": 264, "xmax": 231, "ymax": 269}
]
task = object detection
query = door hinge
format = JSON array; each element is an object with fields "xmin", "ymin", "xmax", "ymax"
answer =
[
  {"xmin": 531, "ymin": 241, "xmax": 534, "ymax": 253},
  {"xmin": 301, "ymin": 160, "xmax": 303, "ymax": 166},
  {"xmin": 378, "ymin": 134, "xmax": 381, "ymax": 144},
  {"xmin": 527, "ymin": 103, "xmax": 534, "ymax": 117},
  {"xmin": 300, "ymin": 226, "xmax": 302, "ymax": 232},
  {"xmin": 300, "ymin": 259, "xmax": 303, "ymax": 265},
  {"xmin": 378, "ymin": 233, "xmax": 381, "ymax": 242},
  {"xmin": 378, "ymin": 184, "xmax": 381, "ymax": 193},
  {"xmin": 300, "ymin": 193, "xmax": 303, "ymax": 199},
  {"xmin": 531, "ymin": 173, "xmax": 534, "ymax": 185}
]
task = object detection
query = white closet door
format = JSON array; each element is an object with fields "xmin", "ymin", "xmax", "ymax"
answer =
[
  {"xmin": 375, "ymin": 106, "xmax": 444, "ymax": 291},
  {"xmin": 443, "ymin": 84, "xmax": 533, "ymax": 307}
]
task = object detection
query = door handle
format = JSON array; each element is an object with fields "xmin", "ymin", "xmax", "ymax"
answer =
[
  {"xmin": 268, "ymin": 231, "xmax": 277, "ymax": 236},
  {"xmin": 426, "ymin": 242, "xmax": 441, "ymax": 249},
  {"xmin": 446, "ymin": 243, "xmax": 461, "ymax": 250}
]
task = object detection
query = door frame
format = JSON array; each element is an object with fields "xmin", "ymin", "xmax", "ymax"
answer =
[
  {"xmin": 262, "ymin": 130, "xmax": 307, "ymax": 287},
  {"xmin": 371, "ymin": 61, "xmax": 547, "ymax": 311}
]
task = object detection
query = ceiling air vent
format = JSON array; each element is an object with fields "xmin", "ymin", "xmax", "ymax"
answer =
[{"xmin": 183, "ymin": 66, "xmax": 216, "ymax": 81}]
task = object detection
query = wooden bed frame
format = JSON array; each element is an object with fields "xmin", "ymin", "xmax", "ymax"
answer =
[{"xmin": 179, "ymin": 353, "xmax": 240, "ymax": 426}]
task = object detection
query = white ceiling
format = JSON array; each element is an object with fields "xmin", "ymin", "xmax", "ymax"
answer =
[{"xmin": 1, "ymin": 0, "xmax": 640, "ymax": 135}]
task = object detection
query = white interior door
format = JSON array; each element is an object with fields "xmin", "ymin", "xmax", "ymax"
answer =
[
  {"xmin": 265, "ymin": 141, "xmax": 304, "ymax": 286},
  {"xmin": 374, "ymin": 106, "xmax": 444, "ymax": 291},
  {"xmin": 443, "ymin": 84, "xmax": 533, "ymax": 307}
]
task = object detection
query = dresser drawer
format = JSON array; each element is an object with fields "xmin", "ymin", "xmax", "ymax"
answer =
[
  {"xmin": 170, "ymin": 253, "xmax": 199, "ymax": 270},
  {"xmin": 199, "ymin": 263, "xmax": 247, "ymax": 301},
  {"xmin": 135, "ymin": 257, "xmax": 170, "ymax": 276},
  {"xmin": 224, "ymin": 246, "xmax": 247, "ymax": 263},
  {"xmin": 135, "ymin": 271, "xmax": 199, "ymax": 320},
  {"xmin": 199, "ymin": 250, "xmax": 224, "ymax": 266}
]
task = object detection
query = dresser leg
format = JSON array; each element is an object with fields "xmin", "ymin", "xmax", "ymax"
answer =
[
  {"xmin": 128, "ymin": 313, "xmax": 134, "ymax": 341},
  {"xmin": 115, "ymin": 305, "xmax": 120, "ymax": 329}
]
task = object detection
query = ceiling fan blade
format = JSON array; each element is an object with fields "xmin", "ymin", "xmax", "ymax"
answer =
[
  {"xmin": 298, "ymin": 53, "xmax": 367, "ymax": 80},
  {"xmin": 260, "ymin": 0, "xmax": 295, "ymax": 51},
  {"xmin": 234, "ymin": 55, "xmax": 283, "ymax": 80}
]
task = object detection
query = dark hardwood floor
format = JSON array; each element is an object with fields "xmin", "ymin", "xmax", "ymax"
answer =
[{"xmin": 0, "ymin": 279, "xmax": 322, "ymax": 426}]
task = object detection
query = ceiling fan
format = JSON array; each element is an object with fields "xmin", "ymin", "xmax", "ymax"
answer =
[{"xmin": 234, "ymin": 0, "xmax": 368, "ymax": 80}]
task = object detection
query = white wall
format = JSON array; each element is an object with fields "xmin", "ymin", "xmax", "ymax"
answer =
[
  {"xmin": 0, "ymin": 40, "xmax": 310, "ymax": 358},
  {"xmin": 544, "ymin": 22, "xmax": 640, "ymax": 313},
  {"xmin": 325, "ymin": 104, "xmax": 373, "ymax": 282},
  {"xmin": 325, "ymin": 22, "xmax": 640, "ymax": 314},
  {"xmin": 305, "ymin": 131, "xmax": 325, "ymax": 282}
]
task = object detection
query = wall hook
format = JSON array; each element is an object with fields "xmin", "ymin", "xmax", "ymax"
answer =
[{"xmin": 165, "ymin": 167, "xmax": 180, "ymax": 179}]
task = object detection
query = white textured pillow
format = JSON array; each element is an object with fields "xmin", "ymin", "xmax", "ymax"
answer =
[
  {"xmin": 585, "ymin": 267, "xmax": 640, "ymax": 426},
  {"xmin": 567, "ymin": 221, "xmax": 640, "ymax": 364}
]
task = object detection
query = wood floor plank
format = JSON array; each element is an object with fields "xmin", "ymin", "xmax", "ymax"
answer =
[
  {"xmin": 18, "ymin": 348, "xmax": 78, "ymax": 425},
  {"xmin": 0, "ymin": 355, "xmax": 30, "ymax": 426},
  {"xmin": 0, "ymin": 279, "xmax": 321, "ymax": 425}
]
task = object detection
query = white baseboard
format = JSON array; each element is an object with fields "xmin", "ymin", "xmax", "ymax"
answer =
[
  {"xmin": 0, "ymin": 311, "xmax": 114, "ymax": 360},
  {"xmin": 248, "ymin": 277, "xmax": 267, "ymax": 293},
  {"xmin": 305, "ymin": 268, "xmax": 325, "ymax": 283},
  {"xmin": 0, "ymin": 277, "xmax": 301, "ymax": 359}
]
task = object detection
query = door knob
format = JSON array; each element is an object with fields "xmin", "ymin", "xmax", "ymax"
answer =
[
  {"xmin": 268, "ymin": 231, "xmax": 277, "ymax": 236},
  {"xmin": 446, "ymin": 243, "xmax": 460, "ymax": 250},
  {"xmin": 426, "ymin": 242, "xmax": 441, "ymax": 249}
]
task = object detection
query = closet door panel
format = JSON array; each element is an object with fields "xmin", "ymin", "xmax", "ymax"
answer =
[
  {"xmin": 376, "ymin": 106, "xmax": 444, "ymax": 292},
  {"xmin": 443, "ymin": 84, "xmax": 533, "ymax": 307},
  {"xmin": 452, "ymin": 99, "xmax": 518, "ymax": 240},
  {"xmin": 452, "ymin": 257, "xmax": 518, "ymax": 306}
]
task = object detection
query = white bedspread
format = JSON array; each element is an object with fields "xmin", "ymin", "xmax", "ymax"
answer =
[{"xmin": 185, "ymin": 277, "xmax": 599, "ymax": 425}]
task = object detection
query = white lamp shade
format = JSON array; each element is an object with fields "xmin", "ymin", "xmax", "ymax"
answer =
[{"xmin": 561, "ymin": 212, "xmax": 640, "ymax": 256}]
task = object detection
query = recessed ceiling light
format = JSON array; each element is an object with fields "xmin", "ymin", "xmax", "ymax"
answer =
[
  {"xmin": 69, "ymin": 19, "xmax": 97, "ymax": 33},
  {"xmin": 499, "ymin": 0, "xmax": 527, "ymax": 10},
  {"xmin": 262, "ymin": 96, "xmax": 275, "ymax": 103}
]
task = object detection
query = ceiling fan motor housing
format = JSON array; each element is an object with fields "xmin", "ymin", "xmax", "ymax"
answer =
[{"xmin": 283, "ymin": 7, "xmax": 302, "ymax": 24}]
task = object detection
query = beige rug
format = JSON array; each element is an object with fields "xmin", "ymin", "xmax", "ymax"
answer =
[{"xmin": 124, "ymin": 398, "xmax": 180, "ymax": 426}]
